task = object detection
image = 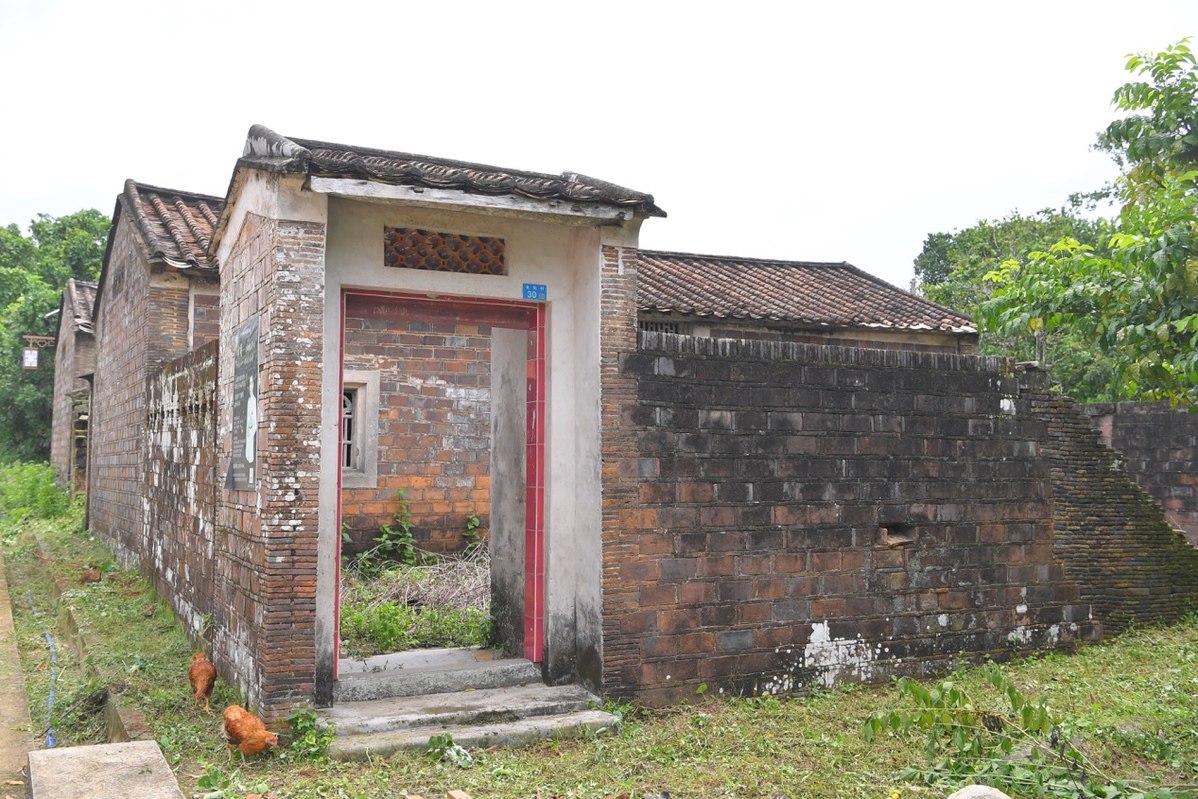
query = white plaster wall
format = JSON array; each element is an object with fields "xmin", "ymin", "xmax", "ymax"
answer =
[{"xmin": 320, "ymin": 194, "xmax": 625, "ymax": 678}]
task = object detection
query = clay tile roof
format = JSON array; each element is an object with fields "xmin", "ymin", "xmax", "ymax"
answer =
[
  {"xmin": 636, "ymin": 250, "xmax": 976, "ymax": 333},
  {"xmin": 120, "ymin": 180, "xmax": 224, "ymax": 272},
  {"xmin": 240, "ymin": 124, "xmax": 665, "ymax": 218},
  {"xmin": 64, "ymin": 279, "xmax": 97, "ymax": 334}
]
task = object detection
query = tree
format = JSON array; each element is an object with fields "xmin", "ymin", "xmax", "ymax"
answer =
[
  {"xmin": 0, "ymin": 210, "xmax": 109, "ymax": 462},
  {"xmin": 979, "ymin": 40, "xmax": 1198, "ymax": 407},
  {"xmin": 912, "ymin": 204, "xmax": 1121, "ymax": 402}
]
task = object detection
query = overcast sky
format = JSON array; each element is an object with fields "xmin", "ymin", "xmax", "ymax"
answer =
[{"xmin": 2, "ymin": 1, "xmax": 1194, "ymax": 290}]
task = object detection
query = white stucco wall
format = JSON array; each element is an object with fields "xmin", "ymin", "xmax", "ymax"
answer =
[{"xmin": 318, "ymin": 191, "xmax": 631, "ymax": 681}]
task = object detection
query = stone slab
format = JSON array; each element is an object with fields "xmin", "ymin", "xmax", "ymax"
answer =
[{"xmin": 28, "ymin": 740, "xmax": 184, "ymax": 799}]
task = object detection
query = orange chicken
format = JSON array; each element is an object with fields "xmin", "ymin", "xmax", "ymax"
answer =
[
  {"xmin": 188, "ymin": 652, "xmax": 217, "ymax": 711},
  {"xmin": 223, "ymin": 705, "xmax": 278, "ymax": 762}
]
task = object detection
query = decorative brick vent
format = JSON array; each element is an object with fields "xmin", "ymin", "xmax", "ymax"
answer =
[{"xmin": 384, "ymin": 227, "xmax": 506, "ymax": 275}]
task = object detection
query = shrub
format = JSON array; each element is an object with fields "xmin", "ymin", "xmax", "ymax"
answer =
[{"xmin": 0, "ymin": 461, "xmax": 69, "ymax": 519}]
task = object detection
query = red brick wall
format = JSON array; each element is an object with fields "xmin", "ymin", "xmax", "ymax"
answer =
[
  {"xmin": 599, "ymin": 244, "xmax": 645, "ymax": 694},
  {"xmin": 216, "ymin": 210, "xmax": 325, "ymax": 721},
  {"xmin": 341, "ymin": 316, "xmax": 492, "ymax": 554},
  {"xmin": 91, "ymin": 218, "xmax": 209, "ymax": 577},
  {"xmin": 192, "ymin": 288, "xmax": 220, "ymax": 347},
  {"xmin": 89, "ymin": 219, "xmax": 154, "ymax": 564}
]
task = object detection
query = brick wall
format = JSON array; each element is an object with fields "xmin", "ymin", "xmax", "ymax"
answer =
[
  {"xmin": 341, "ymin": 316, "xmax": 492, "ymax": 554},
  {"xmin": 192, "ymin": 288, "xmax": 220, "ymax": 347},
  {"xmin": 90, "ymin": 219, "xmax": 155, "ymax": 565},
  {"xmin": 90, "ymin": 219, "xmax": 201, "ymax": 570},
  {"xmin": 694, "ymin": 322, "xmax": 977, "ymax": 355},
  {"xmin": 1084, "ymin": 401, "xmax": 1198, "ymax": 547},
  {"xmin": 216, "ymin": 210, "xmax": 325, "ymax": 721},
  {"xmin": 143, "ymin": 342, "xmax": 219, "ymax": 637},
  {"xmin": 601, "ymin": 332, "xmax": 1198, "ymax": 704},
  {"xmin": 50, "ymin": 312, "xmax": 93, "ymax": 492},
  {"xmin": 1048, "ymin": 396, "xmax": 1198, "ymax": 627}
]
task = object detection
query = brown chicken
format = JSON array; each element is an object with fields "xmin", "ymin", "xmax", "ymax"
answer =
[
  {"xmin": 188, "ymin": 652, "xmax": 217, "ymax": 711},
  {"xmin": 223, "ymin": 705, "xmax": 278, "ymax": 762}
]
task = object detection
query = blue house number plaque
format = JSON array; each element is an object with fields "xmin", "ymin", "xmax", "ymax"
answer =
[{"xmin": 522, "ymin": 283, "xmax": 548, "ymax": 301}]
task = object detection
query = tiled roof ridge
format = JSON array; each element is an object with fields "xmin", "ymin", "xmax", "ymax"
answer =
[
  {"xmin": 639, "ymin": 248, "xmax": 849, "ymax": 268},
  {"xmin": 65, "ymin": 278, "xmax": 97, "ymax": 334},
  {"xmin": 121, "ymin": 180, "xmax": 223, "ymax": 271},
  {"xmin": 279, "ymin": 131, "xmax": 665, "ymax": 217},
  {"xmin": 637, "ymin": 249, "xmax": 974, "ymax": 329}
]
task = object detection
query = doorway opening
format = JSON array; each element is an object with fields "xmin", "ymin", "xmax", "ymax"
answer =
[{"xmin": 336, "ymin": 290, "xmax": 545, "ymax": 679}]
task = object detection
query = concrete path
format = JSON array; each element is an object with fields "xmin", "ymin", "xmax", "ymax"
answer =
[{"xmin": 0, "ymin": 544, "xmax": 36, "ymax": 791}]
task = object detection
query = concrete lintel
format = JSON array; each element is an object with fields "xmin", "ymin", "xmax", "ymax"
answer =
[{"xmin": 308, "ymin": 177, "xmax": 632, "ymax": 226}]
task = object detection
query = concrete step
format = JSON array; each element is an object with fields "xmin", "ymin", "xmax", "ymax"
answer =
[
  {"xmin": 319, "ymin": 683, "xmax": 619, "ymax": 761},
  {"xmin": 334, "ymin": 647, "xmax": 541, "ymax": 703}
]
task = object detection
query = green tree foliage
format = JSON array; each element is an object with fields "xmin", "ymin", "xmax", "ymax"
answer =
[
  {"xmin": 0, "ymin": 210, "xmax": 109, "ymax": 462},
  {"xmin": 913, "ymin": 205, "xmax": 1122, "ymax": 402},
  {"xmin": 980, "ymin": 40, "xmax": 1198, "ymax": 407}
]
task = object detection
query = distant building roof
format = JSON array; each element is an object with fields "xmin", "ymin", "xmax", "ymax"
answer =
[
  {"xmin": 636, "ymin": 250, "xmax": 976, "ymax": 334},
  {"xmin": 120, "ymin": 180, "xmax": 224, "ymax": 273},
  {"xmin": 235, "ymin": 124, "xmax": 666, "ymax": 218},
  {"xmin": 62, "ymin": 279, "xmax": 97, "ymax": 335}
]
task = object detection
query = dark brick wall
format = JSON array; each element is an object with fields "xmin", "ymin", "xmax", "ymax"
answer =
[
  {"xmin": 695, "ymin": 322, "xmax": 977, "ymax": 355},
  {"xmin": 1085, "ymin": 401, "xmax": 1198, "ymax": 547},
  {"xmin": 341, "ymin": 316, "xmax": 491, "ymax": 553},
  {"xmin": 1049, "ymin": 397, "xmax": 1198, "ymax": 627},
  {"xmin": 603, "ymin": 333, "xmax": 1198, "ymax": 704},
  {"xmin": 143, "ymin": 342, "xmax": 219, "ymax": 638}
]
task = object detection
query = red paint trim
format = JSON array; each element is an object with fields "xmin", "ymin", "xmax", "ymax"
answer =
[
  {"xmin": 339, "ymin": 289, "xmax": 547, "ymax": 664},
  {"xmin": 334, "ymin": 293, "xmax": 346, "ymax": 682},
  {"xmin": 523, "ymin": 304, "xmax": 547, "ymax": 662}
]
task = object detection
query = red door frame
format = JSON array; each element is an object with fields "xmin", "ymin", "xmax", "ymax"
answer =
[{"xmin": 337, "ymin": 290, "xmax": 547, "ymax": 674}]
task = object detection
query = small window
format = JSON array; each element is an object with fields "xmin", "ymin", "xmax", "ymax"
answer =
[
  {"xmin": 342, "ymin": 389, "xmax": 359, "ymax": 469},
  {"xmin": 342, "ymin": 370, "xmax": 380, "ymax": 488}
]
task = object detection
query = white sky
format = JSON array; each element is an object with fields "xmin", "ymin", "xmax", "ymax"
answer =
[{"xmin": 1, "ymin": 0, "xmax": 1194, "ymax": 290}]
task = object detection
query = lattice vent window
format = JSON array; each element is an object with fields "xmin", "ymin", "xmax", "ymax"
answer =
[
  {"xmin": 639, "ymin": 320, "xmax": 682, "ymax": 335},
  {"xmin": 384, "ymin": 227, "xmax": 506, "ymax": 275}
]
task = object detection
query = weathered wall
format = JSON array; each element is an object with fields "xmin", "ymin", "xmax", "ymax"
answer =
[
  {"xmin": 90, "ymin": 216, "xmax": 216, "ymax": 568},
  {"xmin": 602, "ymin": 333, "xmax": 1198, "ymax": 704},
  {"xmin": 50, "ymin": 309, "xmax": 94, "ymax": 493},
  {"xmin": 90, "ymin": 218, "xmax": 157, "ymax": 564},
  {"xmin": 341, "ymin": 316, "xmax": 492, "ymax": 554},
  {"xmin": 1084, "ymin": 401, "xmax": 1198, "ymax": 547},
  {"xmin": 641, "ymin": 317, "xmax": 978, "ymax": 355},
  {"xmin": 143, "ymin": 342, "xmax": 219, "ymax": 638},
  {"xmin": 216, "ymin": 199, "xmax": 327, "ymax": 721},
  {"xmin": 1051, "ymin": 398, "xmax": 1198, "ymax": 626}
]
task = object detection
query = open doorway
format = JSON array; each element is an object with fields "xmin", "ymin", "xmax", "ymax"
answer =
[{"xmin": 335, "ymin": 291, "xmax": 545, "ymax": 679}]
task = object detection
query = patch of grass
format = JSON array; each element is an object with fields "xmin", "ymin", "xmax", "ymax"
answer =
[
  {"xmin": 340, "ymin": 602, "xmax": 491, "ymax": 658},
  {"xmin": 339, "ymin": 547, "xmax": 491, "ymax": 658},
  {"xmin": 0, "ymin": 461, "xmax": 70, "ymax": 520}
]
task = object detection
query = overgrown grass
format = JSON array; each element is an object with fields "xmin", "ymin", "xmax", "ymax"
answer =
[
  {"xmin": 4, "ymin": 471, "xmax": 1198, "ymax": 798},
  {"xmin": 340, "ymin": 547, "xmax": 492, "ymax": 658},
  {"xmin": 0, "ymin": 461, "xmax": 70, "ymax": 519}
]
